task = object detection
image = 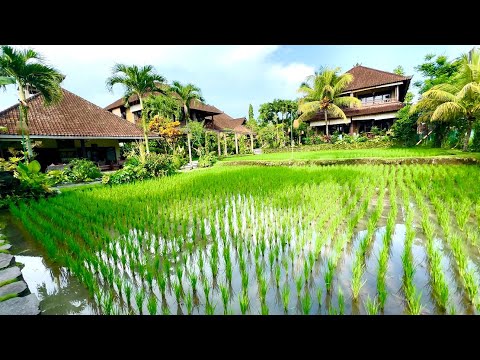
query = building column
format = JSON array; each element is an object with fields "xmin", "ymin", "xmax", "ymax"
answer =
[
  {"xmin": 396, "ymin": 85, "xmax": 400, "ymax": 101},
  {"xmin": 80, "ymin": 139, "xmax": 87, "ymax": 158},
  {"xmin": 234, "ymin": 133, "xmax": 238, "ymax": 154},
  {"xmin": 349, "ymin": 120, "xmax": 353, "ymax": 135},
  {"xmin": 224, "ymin": 133, "xmax": 228, "ymax": 156}
]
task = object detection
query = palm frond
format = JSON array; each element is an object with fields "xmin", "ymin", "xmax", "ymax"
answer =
[
  {"xmin": 327, "ymin": 103, "xmax": 347, "ymax": 120},
  {"xmin": 457, "ymin": 82, "xmax": 480, "ymax": 100},
  {"xmin": 431, "ymin": 102, "xmax": 465, "ymax": 122},
  {"xmin": 332, "ymin": 73, "xmax": 354, "ymax": 94},
  {"xmin": 334, "ymin": 96, "xmax": 362, "ymax": 108},
  {"xmin": 297, "ymin": 101, "xmax": 321, "ymax": 122}
]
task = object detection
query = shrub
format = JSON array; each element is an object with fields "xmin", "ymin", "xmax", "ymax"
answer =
[
  {"xmin": 64, "ymin": 159, "xmax": 101, "ymax": 183},
  {"xmin": 46, "ymin": 169, "xmax": 68, "ymax": 185},
  {"xmin": 0, "ymin": 151, "xmax": 56, "ymax": 208},
  {"xmin": 198, "ymin": 152, "xmax": 218, "ymax": 168},
  {"xmin": 103, "ymin": 153, "xmax": 179, "ymax": 186}
]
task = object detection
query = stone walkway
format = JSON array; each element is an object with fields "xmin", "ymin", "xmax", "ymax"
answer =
[
  {"xmin": 179, "ymin": 160, "xmax": 199, "ymax": 172},
  {"xmin": 0, "ymin": 229, "xmax": 40, "ymax": 315}
]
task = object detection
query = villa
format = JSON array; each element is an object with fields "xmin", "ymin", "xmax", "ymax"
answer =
[
  {"xmin": 305, "ymin": 65, "xmax": 412, "ymax": 135},
  {"xmin": 105, "ymin": 94, "xmax": 252, "ymax": 135},
  {"xmin": 0, "ymin": 88, "xmax": 151, "ymax": 169}
]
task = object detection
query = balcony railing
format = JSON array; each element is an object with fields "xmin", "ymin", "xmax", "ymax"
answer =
[{"xmin": 359, "ymin": 98, "xmax": 397, "ymax": 107}]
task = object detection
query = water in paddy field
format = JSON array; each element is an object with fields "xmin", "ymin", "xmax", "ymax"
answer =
[
  {"xmin": 0, "ymin": 211, "xmax": 98, "ymax": 315},
  {"xmin": 4, "ymin": 191, "xmax": 480, "ymax": 315}
]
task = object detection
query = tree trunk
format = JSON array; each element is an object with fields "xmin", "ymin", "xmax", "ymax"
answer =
[
  {"xmin": 18, "ymin": 84, "xmax": 32, "ymax": 159},
  {"xmin": 187, "ymin": 133, "xmax": 193, "ymax": 167},
  {"xmin": 217, "ymin": 132, "xmax": 221, "ymax": 156},
  {"xmin": 234, "ymin": 133, "xmax": 238, "ymax": 154},
  {"xmin": 463, "ymin": 119, "xmax": 473, "ymax": 151},
  {"xmin": 250, "ymin": 133, "xmax": 254, "ymax": 153},
  {"xmin": 324, "ymin": 109, "xmax": 329, "ymax": 137},
  {"xmin": 139, "ymin": 96, "xmax": 150, "ymax": 154}
]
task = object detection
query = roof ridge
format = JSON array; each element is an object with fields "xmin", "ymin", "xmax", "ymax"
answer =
[
  {"xmin": 348, "ymin": 65, "xmax": 412, "ymax": 79},
  {"xmin": 0, "ymin": 92, "xmax": 42, "ymax": 117}
]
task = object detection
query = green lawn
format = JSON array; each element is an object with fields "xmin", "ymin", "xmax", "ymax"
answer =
[
  {"xmin": 11, "ymin": 163, "xmax": 480, "ymax": 315},
  {"xmin": 220, "ymin": 148, "xmax": 479, "ymax": 162}
]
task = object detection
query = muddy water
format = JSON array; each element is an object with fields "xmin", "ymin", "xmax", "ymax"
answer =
[{"xmin": 1, "ymin": 211, "xmax": 98, "ymax": 315}]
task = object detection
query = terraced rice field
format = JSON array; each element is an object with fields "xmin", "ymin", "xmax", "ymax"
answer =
[{"xmin": 10, "ymin": 164, "xmax": 480, "ymax": 314}]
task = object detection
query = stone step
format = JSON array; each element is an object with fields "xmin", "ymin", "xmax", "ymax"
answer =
[
  {"xmin": 0, "ymin": 253, "xmax": 14, "ymax": 270},
  {"xmin": 0, "ymin": 281, "xmax": 27, "ymax": 298},
  {"xmin": 0, "ymin": 244, "xmax": 12, "ymax": 251},
  {"xmin": 0, "ymin": 294, "xmax": 40, "ymax": 315},
  {"xmin": 0, "ymin": 267, "xmax": 21, "ymax": 284}
]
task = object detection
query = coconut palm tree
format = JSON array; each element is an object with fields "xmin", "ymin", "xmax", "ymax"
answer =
[
  {"xmin": 411, "ymin": 49, "xmax": 480, "ymax": 151},
  {"xmin": 169, "ymin": 81, "xmax": 204, "ymax": 122},
  {"xmin": 106, "ymin": 64, "xmax": 166, "ymax": 154},
  {"xmin": 0, "ymin": 45, "xmax": 64, "ymax": 158},
  {"xmin": 297, "ymin": 67, "xmax": 361, "ymax": 136},
  {"xmin": 168, "ymin": 81, "xmax": 205, "ymax": 167}
]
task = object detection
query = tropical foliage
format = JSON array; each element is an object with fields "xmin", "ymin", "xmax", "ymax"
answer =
[
  {"xmin": 411, "ymin": 49, "xmax": 480, "ymax": 150},
  {"xmin": 106, "ymin": 64, "xmax": 166, "ymax": 154},
  {"xmin": 297, "ymin": 67, "xmax": 361, "ymax": 136},
  {"xmin": 0, "ymin": 45, "xmax": 64, "ymax": 158}
]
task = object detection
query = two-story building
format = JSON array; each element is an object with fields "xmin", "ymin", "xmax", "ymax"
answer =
[
  {"xmin": 306, "ymin": 65, "xmax": 412, "ymax": 135},
  {"xmin": 105, "ymin": 93, "xmax": 252, "ymax": 135}
]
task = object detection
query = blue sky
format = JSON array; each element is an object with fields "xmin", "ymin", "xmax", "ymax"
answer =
[{"xmin": 0, "ymin": 45, "xmax": 477, "ymax": 118}]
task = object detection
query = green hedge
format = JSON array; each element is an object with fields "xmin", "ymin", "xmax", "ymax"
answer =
[{"xmin": 262, "ymin": 139, "xmax": 394, "ymax": 153}]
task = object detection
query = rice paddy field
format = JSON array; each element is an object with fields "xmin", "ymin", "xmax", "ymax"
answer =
[
  {"xmin": 221, "ymin": 148, "xmax": 479, "ymax": 162},
  {"xmin": 10, "ymin": 163, "xmax": 480, "ymax": 315}
]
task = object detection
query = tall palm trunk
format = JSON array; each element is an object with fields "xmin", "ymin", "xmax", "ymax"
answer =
[
  {"xmin": 17, "ymin": 83, "xmax": 33, "ymax": 159},
  {"xmin": 138, "ymin": 95, "xmax": 150, "ymax": 154},
  {"xmin": 184, "ymin": 104, "xmax": 192, "ymax": 166},
  {"xmin": 463, "ymin": 118, "xmax": 474, "ymax": 151},
  {"xmin": 324, "ymin": 109, "xmax": 329, "ymax": 136}
]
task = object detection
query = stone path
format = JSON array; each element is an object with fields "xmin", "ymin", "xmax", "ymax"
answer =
[
  {"xmin": 180, "ymin": 160, "xmax": 199, "ymax": 172},
  {"xmin": 0, "ymin": 227, "xmax": 40, "ymax": 315}
]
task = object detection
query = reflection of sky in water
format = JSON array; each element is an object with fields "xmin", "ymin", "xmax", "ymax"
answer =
[{"xmin": 15, "ymin": 255, "xmax": 97, "ymax": 315}]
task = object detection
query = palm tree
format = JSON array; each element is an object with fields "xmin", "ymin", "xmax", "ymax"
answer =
[
  {"xmin": 169, "ymin": 81, "xmax": 204, "ymax": 122},
  {"xmin": 411, "ymin": 49, "xmax": 480, "ymax": 151},
  {"xmin": 168, "ymin": 81, "xmax": 204, "ymax": 167},
  {"xmin": 0, "ymin": 45, "xmax": 64, "ymax": 159},
  {"xmin": 297, "ymin": 67, "xmax": 361, "ymax": 136},
  {"xmin": 143, "ymin": 94, "xmax": 180, "ymax": 121},
  {"xmin": 106, "ymin": 64, "xmax": 166, "ymax": 154}
]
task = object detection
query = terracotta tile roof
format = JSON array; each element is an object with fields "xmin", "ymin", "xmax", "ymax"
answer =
[
  {"xmin": 205, "ymin": 113, "xmax": 253, "ymax": 134},
  {"xmin": 104, "ymin": 92, "xmax": 223, "ymax": 114},
  {"xmin": 308, "ymin": 102, "xmax": 404, "ymax": 121},
  {"xmin": 0, "ymin": 88, "xmax": 149, "ymax": 138},
  {"xmin": 345, "ymin": 65, "xmax": 412, "ymax": 91}
]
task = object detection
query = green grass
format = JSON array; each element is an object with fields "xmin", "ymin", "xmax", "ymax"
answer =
[
  {"xmin": 11, "ymin": 161, "xmax": 480, "ymax": 315},
  {"xmin": 0, "ymin": 293, "xmax": 18, "ymax": 302},
  {"xmin": 220, "ymin": 148, "xmax": 476, "ymax": 162}
]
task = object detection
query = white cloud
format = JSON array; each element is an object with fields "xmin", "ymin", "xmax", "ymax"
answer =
[{"xmin": 0, "ymin": 45, "xmax": 312, "ymax": 118}]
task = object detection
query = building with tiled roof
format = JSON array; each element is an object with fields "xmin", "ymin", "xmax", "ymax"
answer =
[
  {"xmin": 106, "ymin": 92, "xmax": 252, "ymax": 135},
  {"xmin": 0, "ymin": 88, "xmax": 154, "ymax": 168},
  {"xmin": 304, "ymin": 65, "xmax": 412, "ymax": 134}
]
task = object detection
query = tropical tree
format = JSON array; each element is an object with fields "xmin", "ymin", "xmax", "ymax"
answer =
[
  {"xmin": 169, "ymin": 81, "xmax": 204, "ymax": 122},
  {"xmin": 106, "ymin": 64, "xmax": 166, "ymax": 154},
  {"xmin": 168, "ymin": 81, "xmax": 204, "ymax": 165},
  {"xmin": 297, "ymin": 67, "xmax": 361, "ymax": 136},
  {"xmin": 0, "ymin": 45, "xmax": 64, "ymax": 159},
  {"xmin": 411, "ymin": 49, "xmax": 480, "ymax": 151},
  {"xmin": 248, "ymin": 104, "xmax": 254, "ymax": 121},
  {"xmin": 143, "ymin": 94, "xmax": 180, "ymax": 121}
]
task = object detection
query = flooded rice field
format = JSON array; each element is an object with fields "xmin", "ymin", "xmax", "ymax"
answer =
[{"xmin": 7, "ymin": 164, "xmax": 480, "ymax": 314}]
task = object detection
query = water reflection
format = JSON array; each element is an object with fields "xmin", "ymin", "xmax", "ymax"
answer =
[{"xmin": 15, "ymin": 255, "xmax": 98, "ymax": 315}]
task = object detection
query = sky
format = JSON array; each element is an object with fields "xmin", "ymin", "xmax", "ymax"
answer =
[{"xmin": 0, "ymin": 45, "xmax": 477, "ymax": 118}]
